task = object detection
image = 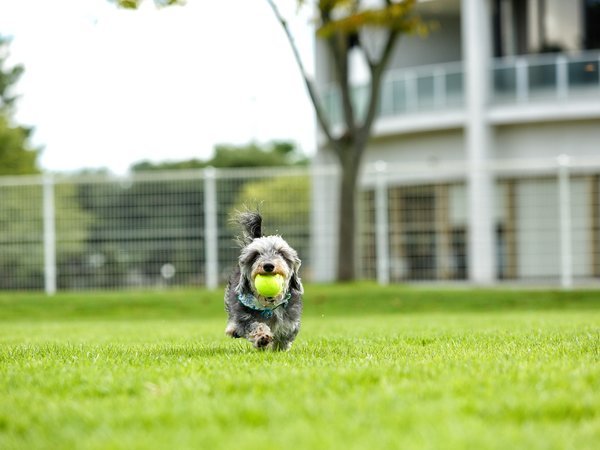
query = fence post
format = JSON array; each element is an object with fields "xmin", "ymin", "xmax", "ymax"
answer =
[
  {"xmin": 374, "ymin": 161, "xmax": 390, "ymax": 285},
  {"xmin": 42, "ymin": 174, "xmax": 57, "ymax": 295},
  {"xmin": 405, "ymin": 71, "xmax": 418, "ymax": 111},
  {"xmin": 557, "ymin": 154, "xmax": 573, "ymax": 289},
  {"xmin": 434, "ymin": 66, "xmax": 447, "ymax": 109},
  {"xmin": 556, "ymin": 55, "xmax": 568, "ymax": 99},
  {"xmin": 203, "ymin": 167, "xmax": 219, "ymax": 289},
  {"xmin": 516, "ymin": 58, "xmax": 528, "ymax": 103}
]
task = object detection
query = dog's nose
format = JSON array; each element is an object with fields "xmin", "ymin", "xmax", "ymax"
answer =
[{"xmin": 263, "ymin": 263, "xmax": 275, "ymax": 273}]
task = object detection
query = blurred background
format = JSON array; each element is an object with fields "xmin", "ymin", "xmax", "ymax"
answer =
[{"xmin": 1, "ymin": 0, "xmax": 599, "ymax": 292}]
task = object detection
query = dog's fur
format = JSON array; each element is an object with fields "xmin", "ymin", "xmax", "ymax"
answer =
[{"xmin": 224, "ymin": 211, "xmax": 303, "ymax": 351}]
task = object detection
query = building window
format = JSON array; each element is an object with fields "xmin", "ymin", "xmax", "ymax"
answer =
[
  {"xmin": 494, "ymin": 0, "xmax": 586, "ymax": 56},
  {"xmin": 584, "ymin": 0, "xmax": 600, "ymax": 49}
]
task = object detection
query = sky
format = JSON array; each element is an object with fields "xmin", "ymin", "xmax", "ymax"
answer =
[{"xmin": 0, "ymin": 0, "xmax": 317, "ymax": 174}]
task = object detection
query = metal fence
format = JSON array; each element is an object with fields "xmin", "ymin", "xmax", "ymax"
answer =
[
  {"xmin": 357, "ymin": 156, "xmax": 600, "ymax": 288},
  {"xmin": 0, "ymin": 167, "xmax": 311, "ymax": 293},
  {"xmin": 1, "ymin": 157, "xmax": 599, "ymax": 293}
]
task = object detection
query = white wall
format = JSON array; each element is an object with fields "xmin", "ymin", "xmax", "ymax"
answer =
[
  {"xmin": 389, "ymin": 15, "xmax": 462, "ymax": 70},
  {"xmin": 494, "ymin": 120, "xmax": 600, "ymax": 161},
  {"xmin": 365, "ymin": 129, "xmax": 465, "ymax": 166}
]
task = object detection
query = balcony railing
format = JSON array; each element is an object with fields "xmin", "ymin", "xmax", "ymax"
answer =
[
  {"xmin": 493, "ymin": 51, "xmax": 600, "ymax": 103},
  {"xmin": 322, "ymin": 50, "xmax": 600, "ymax": 124}
]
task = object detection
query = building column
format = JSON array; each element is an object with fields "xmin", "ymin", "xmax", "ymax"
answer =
[
  {"xmin": 310, "ymin": 150, "xmax": 339, "ymax": 282},
  {"xmin": 462, "ymin": 0, "xmax": 497, "ymax": 284}
]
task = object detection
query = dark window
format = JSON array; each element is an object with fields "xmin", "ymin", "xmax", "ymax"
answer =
[{"xmin": 584, "ymin": 0, "xmax": 600, "ymax": 49}]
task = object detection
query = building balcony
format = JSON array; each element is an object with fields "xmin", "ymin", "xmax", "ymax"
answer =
[{"xmin": 322, "ymin": 50, "xmax": 600, "ymax": 136}]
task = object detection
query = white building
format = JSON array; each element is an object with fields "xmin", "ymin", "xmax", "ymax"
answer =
[{"xmin": 311, "ymin": 0, "xmax": 600, "ymax": 285}]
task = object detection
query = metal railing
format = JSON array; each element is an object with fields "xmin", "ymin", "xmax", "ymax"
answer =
[
  {"xmin": 493, "ymin": 51, "xmax": 600, "ymax": 103},
  {"xmin": 322, "ymin": 50, "xmax": 600, "ymax": 122}
]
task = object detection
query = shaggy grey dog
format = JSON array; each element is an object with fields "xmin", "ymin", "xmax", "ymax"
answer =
[{"xmin": 224, "ymin": 211, "xmax": 303, "ymax": 351}]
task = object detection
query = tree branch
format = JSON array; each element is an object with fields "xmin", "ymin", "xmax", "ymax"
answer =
[
  {"xmin": 359, "ymin": 29, "xmax": 398, "ymax": 146},
  {"xmin": 325, "ymin": 33, "xmax": 356, "ymax": 136},
  {"xmin": 265, "ymin": 0, "xmax": 335, "ymax": 144},
  {"xmin": 318, "ymin": 5, "xmax": 357, "ymax": 142}
]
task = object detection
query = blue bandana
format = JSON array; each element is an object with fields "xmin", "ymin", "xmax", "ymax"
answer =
[{"xmin": 237, "ymin": 292, "xmax": 291, "ymax": 318}]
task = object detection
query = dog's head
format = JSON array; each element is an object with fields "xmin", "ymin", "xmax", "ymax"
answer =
[
  {"xmin": 233, "ymin": 211, "xmax": 303, "ymax": 301},
  {"xmin": 236, "ymin": 235, "xmax": 303, "ymax": 301}
]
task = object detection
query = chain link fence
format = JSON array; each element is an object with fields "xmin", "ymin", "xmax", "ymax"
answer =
[{"xmin": 1, "ymin": 157, "xmax": 599, "ymax": 292}]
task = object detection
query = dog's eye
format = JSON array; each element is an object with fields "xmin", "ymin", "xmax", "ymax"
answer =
[
  {"xmin": 241, "ymin": 250, "xmax": 259, "ymax": 265},
  {"xmin": 278, "ymin": 248, "xmax": 299, "ymax": 267}
]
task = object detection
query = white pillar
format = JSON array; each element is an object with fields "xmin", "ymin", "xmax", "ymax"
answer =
[
  {"xmin": 310, "ymin": 155, "xmax": 339, "ymax": 282},
  {"xmin": 42, "ymin": 174, "xmax": 57, "ymax": 295},
  {"xmin": 462, "ymin": 0, "xmax": 496, "ymax": 284},
  {"xmin": 374, "ymin": 161, "xmax": 390, "ymax": 285},
  {"xmin": 556, "ymin": 55, "xmax": 568, "ymax": 100},
  {"xmin": 515, "ymin": 58, "xmax": 529, "ymax": 103},
  {"xmin": 203, "ymin": 167, "xmax": 219, "ymax": 289},
  {"xmin": 557, "ymin": 155, "xmax": 573, "ymax": 289}
]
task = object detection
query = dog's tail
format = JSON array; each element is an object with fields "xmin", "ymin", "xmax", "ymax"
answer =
[{"xmin": 234, "ymin": 210, "xmax": 262, "ymax": 245}]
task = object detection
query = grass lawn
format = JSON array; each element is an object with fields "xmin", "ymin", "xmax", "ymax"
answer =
[{"xmin": 1, "ymin": 285, "xmax": 599, "ymax": 449}]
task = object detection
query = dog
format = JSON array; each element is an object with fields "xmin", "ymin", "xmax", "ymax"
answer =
[{"xmin": 224, "ymin": 211, "xmax": 303, "ymax": 351}]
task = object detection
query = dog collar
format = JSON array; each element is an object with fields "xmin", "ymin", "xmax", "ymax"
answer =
[{"xmin": 237, "ymin": 292, "xmax": 291, "ymax": 318}]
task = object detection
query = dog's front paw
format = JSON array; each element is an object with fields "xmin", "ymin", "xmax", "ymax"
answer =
[
  {"xmin": 254, "ymin": 332, "xmax": 273, "ymax": 349},
  {"xmin": 249, "ymin": 323, "xmax": 273, "ymax": 349}
]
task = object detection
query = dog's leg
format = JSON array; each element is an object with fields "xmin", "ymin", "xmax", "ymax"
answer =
[
  {"xmin": 273, "ymin": 324, "xmax": 300, "ymax": 351},
  {"xmin": 247, "ymin": 322, "xmax": 274, "ymax": 349},
  {"xmin": 273, "ymin": 340, "xmax": 293, "ymax": 351},
  {"xmin": 225, "ymin": 322, "xmax": 242, "ymax": 338}
]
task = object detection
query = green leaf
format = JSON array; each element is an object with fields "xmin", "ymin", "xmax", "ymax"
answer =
[{"xmin": 316, "ymin": 0, "xmax": 424, "ymax": 38}]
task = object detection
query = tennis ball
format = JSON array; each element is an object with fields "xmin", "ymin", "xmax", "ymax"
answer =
[{"xmin": 254, "ymin": 274, "xmax": 284, "ymax": 297}]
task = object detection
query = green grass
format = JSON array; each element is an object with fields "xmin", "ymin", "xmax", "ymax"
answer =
[{"xmin": 1, "ymin": 284, "xmax": 599, "ymax": 450}]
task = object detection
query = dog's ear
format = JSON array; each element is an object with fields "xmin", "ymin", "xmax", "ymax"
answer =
[
  {"xmin": 288, "ymin": 257, "xmax": 304, "ymax": 295},
  {"xmin": 235, "ymin": 270, "xmax": 252, "ymax": 295},
  {"xmin": 233, "ymin": 210, "xmax": 262, "ymax": 245}
]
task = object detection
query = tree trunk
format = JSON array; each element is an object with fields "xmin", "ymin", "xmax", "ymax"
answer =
[{"xmin": 336, "ymin": 149, "xmax": 361, "ymax": 281}]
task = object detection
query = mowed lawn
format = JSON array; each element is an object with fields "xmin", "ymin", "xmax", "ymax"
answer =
[{"xmin": 1, "ymin": 285, "xmax": 599, "ymax": 450}]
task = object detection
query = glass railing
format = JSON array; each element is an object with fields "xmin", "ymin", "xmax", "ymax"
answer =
[
  {"xmin": 493, "ymin": 51, "xmax": 600, "ymax": 103},
  {"xmin": 379, "ymin": 62, "xmax": 465, "ymax": 117},
  {"xmin": 322, "ymin": 61, "xmax": 464, "ymax": 124},
  {"xmin": 322, "ymin": 50, "xmax": 600, "ymax": 125}
]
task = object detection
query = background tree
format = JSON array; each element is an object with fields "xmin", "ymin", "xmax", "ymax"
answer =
[
  {"xmin": 0, "ymin": 35, "xmax": 39, "ymax": 175},
  {"xmin": 0, "ymin": 36, "xmax": 92, "ymax": 288},
  {"xmin": 0, "ymin": 35, "xmax": 41, "ymax": 288},
  {"xmin": 116, "ymin": 0, "xmax": 426, "ymax": 281},
  {"xmin": 209, "ymin": 141, "xmax": 308, "ymax": 168},
  {"xmin": 0, "ymin": 115, "xmax": 38, "ymax": 175},
  {"xmin": 0, "ymin": 36, "xmax": 24, "ymax": 113},
  {"xmin": 73, "ymin": 141, "xmax": 305, "ymax": 288},
  {"xmin": 130, "ymin": 140, "xmax": 307, "ymax": 172}
]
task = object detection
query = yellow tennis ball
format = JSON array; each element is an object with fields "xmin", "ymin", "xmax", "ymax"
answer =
[{"xmin": 254, "ymin": 274, "xmax": 284, "ymax": 297}]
